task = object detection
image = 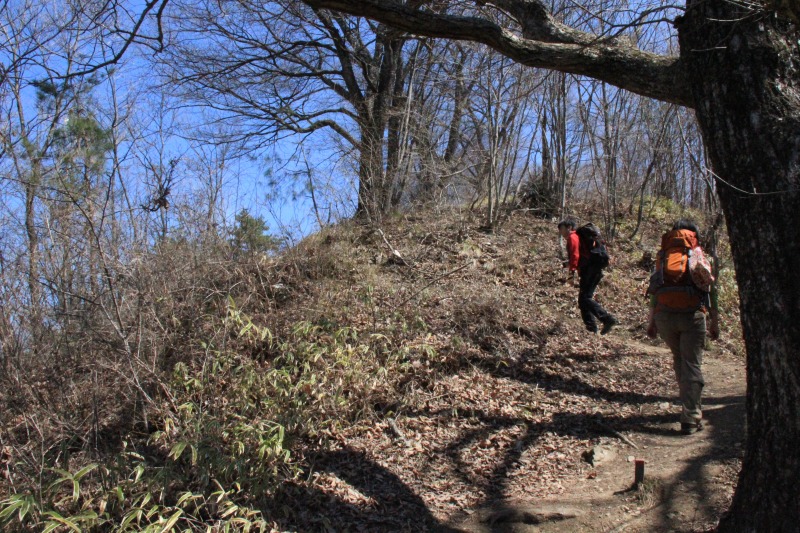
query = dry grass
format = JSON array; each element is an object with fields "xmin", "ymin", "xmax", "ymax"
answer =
[{"xmin": 0, "ymin": 201, "xmax": 743, "ymax": 531}]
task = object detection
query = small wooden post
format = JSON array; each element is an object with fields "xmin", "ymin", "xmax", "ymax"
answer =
[{"xmin": 634, "ymin": 459, "xmax": 645, "ymax": 486}]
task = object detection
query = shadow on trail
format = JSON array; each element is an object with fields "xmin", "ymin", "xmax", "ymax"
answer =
[
  {"xmin": 271, "ymin": 337, "xmax": 744, "ymax": 532},
  {"xmin": 439, "ymin": 394, "xmax": 746, "ymax": 532},
  {"xmin": 465, "ymin": 349, "xmax": 746, "ymax": 531},
  {"xmin": 465, "ymin": 347, "xmax": 677, "ymax": 405},
  {"xmin": 271, "ymin": 447, "xmax": 462, "ymax": 532},
  {"xmin": 391, "ymin": 406, "xmax": 703, "ymax": 509},
  {"xmin": 653, "ymin": 392, "xmax": 745, "ymax": 532},
  {"xmin": 429, "ymin": 347, "xmax": 745, "ymax": 531}
]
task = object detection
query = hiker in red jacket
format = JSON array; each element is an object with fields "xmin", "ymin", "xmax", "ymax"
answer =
[
  {"xmin": 559, "ymin": 219, "xmax": 618, "ymax": 334},
  {"xmin": 559, "ymin": 219, "xmax": 581, "ymax": 284}
]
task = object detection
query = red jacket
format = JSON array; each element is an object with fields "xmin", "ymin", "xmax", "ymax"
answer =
[{"xmin": 566, "ymin": 231, "xmax": 580, "ymax": 272}]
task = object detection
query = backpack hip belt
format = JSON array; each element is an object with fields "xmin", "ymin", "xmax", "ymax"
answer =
[{"xmin": 655, "ymin": 285, "xmax": 709, "ymax": 313}]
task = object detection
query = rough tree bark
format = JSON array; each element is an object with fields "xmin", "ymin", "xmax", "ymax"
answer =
[
  {"xmin": 304, "ymin": 0, "xmax": 800, "ymax": 528},
  {"xmin": 351, "ymin": 32, "xmax": 408, "ymax": 220},
  {"xmin": 444, "ymin": 46, "xmax": 470, "ymax": 166},
  {"xmin": 356, "ymin": 119, "xmax": 386, "ymax": 219},
  {"xmin": 679, "ymin": 1, "xmax": 800, "ymax": 529}
]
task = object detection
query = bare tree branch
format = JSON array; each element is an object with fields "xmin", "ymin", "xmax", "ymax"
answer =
[
  {"xmin": 65, "ymin": 0, "xmax": 171, "ymax": 79},
  {"xmin": 303, "ymin": 0, "xmax": 693, "ymax": 107}
]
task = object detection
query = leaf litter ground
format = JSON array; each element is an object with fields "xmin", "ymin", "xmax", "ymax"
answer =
[{"xmin": 267, "ymin": 209, "xmax": 745, "ymax": 532}]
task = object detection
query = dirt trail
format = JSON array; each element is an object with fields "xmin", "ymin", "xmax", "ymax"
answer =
[
  {"xmin": 455, "ymin": 343, "xmax": 746, "ymax": 533},
  {"xmin": 257, "ymin": 214, "xmax": 747, "ymax": 533}
]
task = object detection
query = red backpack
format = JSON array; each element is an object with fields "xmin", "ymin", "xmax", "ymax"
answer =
[{"xmin": 646, "ymin": 229, "xmax": 713, "ymax": 311}]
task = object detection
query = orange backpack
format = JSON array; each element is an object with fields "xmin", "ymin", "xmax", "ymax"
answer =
[{"xmin": 646, "ymin": 229, "xmax": 711, "ymax": 311}]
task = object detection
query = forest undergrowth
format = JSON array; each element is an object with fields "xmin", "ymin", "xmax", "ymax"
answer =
[{"xmin": 0, "ymin": 200, "xmax": 744, "ymax": 532}]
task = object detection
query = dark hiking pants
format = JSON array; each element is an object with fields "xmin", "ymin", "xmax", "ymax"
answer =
[
  {"xmin": 655, "ymin": 310, "xmax": 706, "ymax": 424},
  {"xmin": 578, "ymin": 264, "xmax": 613, "ymax": 332}
]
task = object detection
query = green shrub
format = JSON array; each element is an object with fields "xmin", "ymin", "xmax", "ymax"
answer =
[{"xmin": 0, "ymin": 298, "xmax": 414, "ymax": 531}]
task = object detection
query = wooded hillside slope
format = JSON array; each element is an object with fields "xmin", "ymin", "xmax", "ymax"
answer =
[{"xmin": 0, "ymin": 202, "xmax": 743, "ymax": 532}]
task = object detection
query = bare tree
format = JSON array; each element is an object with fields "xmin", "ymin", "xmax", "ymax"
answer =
[
  {"xmin": 541, "ymin": 71, "xmax": 586, "ymax": 218},
  {"xmin": 0, "ymin": 0, "xmax": 101, "ymax": 334},
  {"xmin": 578, "ymin": 79, "xmax": 637, "ymax": 239},
  {"xmin": 464, "ymin": 51, "xmax": 542, "ymax": 227},
  {"xmin": 161, "ymin": 0, "xmax": 428, "ymax": 220},
  {"xmin": 397, "ymin": 41, "xmax": 477, "ymax": 205},
  {"xmin": 626, "ymin": 100, "xmax": 679, "ymax": 240}
]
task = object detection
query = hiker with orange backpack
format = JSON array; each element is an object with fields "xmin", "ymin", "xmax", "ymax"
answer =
[
  {"xmin": 558, "ymin": 219, "xmax": 618, "ymax": 335},
  {"xmin": 646, "ymin": 219, "xmax": 720, "ymax": 435}
]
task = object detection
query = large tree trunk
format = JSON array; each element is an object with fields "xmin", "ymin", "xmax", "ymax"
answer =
[
  {"xmin": 354, "ymin": 34, "xmax": 406, "ymax": 220},
  {"xmin": 355, "ymin": 118, "xmax": 386, "ymax": 220},
  {"xmin": 444, "ymin": 48, "xmax": 468, "ymax": 166},
  {"xmin": 679, "ymin": 2, "xmax": 800, "ymax": 530}
]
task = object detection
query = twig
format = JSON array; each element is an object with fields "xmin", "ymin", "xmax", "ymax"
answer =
[
  {"xmin": 506, "ymin": 322, "xmax": 538, "ymax": 340},
  {"xmin": 387, "ymin": 417, "xmax": 410, "ymax": 445},
  {"xmin": 596, "ymin": 420, "xmax": 639, "ymax": 449},
  {"xmin": 377, "ymin": 229, "xmax": 409, "ymax": 266},
  {"xmin": 606, "ymin": 502, "xmax": 665, "ymax": 533},
  {"xmin": 397, "ymin": 261, "xmax": 473, "ymax": 307}
]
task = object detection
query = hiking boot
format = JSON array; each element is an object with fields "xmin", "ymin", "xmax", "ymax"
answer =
[
  {"xmin": 680, "ymin": 421, "xmax": 703, "ymax": 435},
  {"xmin": 600, "ymin": 317, "xmax": 619, "ymax": 335}
]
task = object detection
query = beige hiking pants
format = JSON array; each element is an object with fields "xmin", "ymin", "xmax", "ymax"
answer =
[{"xmin": 655, "ymin": 310, "xmax": 706, "ymax": 424}]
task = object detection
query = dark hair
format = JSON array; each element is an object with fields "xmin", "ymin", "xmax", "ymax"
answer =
[
  {"xmin": 558, "ymin": 219, "xmax": 576, "ymax": 230},
  {"xmin": 672, "ymin": 219, "xmax": 700, "ymax": 235}
]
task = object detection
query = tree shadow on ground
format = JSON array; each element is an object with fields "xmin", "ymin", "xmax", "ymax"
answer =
[
  {"xmin": 461, "ymin": 345, "xmax": 746, "ymax": 530},
  {"xmin": 271, "ymin": 338, "xmax": 744, "ymax": 532},
  {"xmin": 652, "ymin": 394, "xmax": 745, "ymax": 532},
  {"xmin": 271, "ymin": 446, "xmax": 462, "ymax": 532},
  {"xmin": 434, "ymin": 396, "xmax": 745, "ymax": 532},
  {"xmin": 464, "ymin": 347, "xmax": 677, "ymax": 405},
  {"xmin": 385, "ymin": 405, "xmax": 711, "ymax": 512}
]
